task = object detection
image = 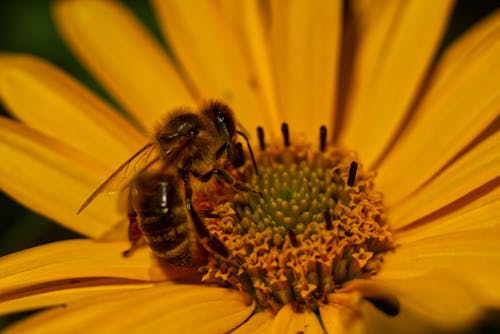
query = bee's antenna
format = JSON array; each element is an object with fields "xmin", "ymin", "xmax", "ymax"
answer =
[{"xmin": 237, "ymin": 130, "xmax": 259, "ymax": 175}]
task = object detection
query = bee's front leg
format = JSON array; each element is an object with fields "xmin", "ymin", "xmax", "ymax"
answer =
[{"xmin": 191, "ymin": 168, "xmax": 262, "ymax": 196}]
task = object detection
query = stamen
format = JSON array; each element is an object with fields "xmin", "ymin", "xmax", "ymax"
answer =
[
  {"xmin": 319, "ymin": 125, "xmax": 327, "ymax": 152},
  {"xmin": 233, "ymin": 142, "xmax": 245, "ymax": 167},
  {"xmin": 281, "ymin": 123, "xmax": 290, "ymax": 147},
  {"xmin": 347, "ymin": 161, "xmax": 358, "ymax": 187},
  {"xmin": 324, "ymin": 210, "xmax": 332, "ymax": 230},
  {"xmin": 257, "ymin": 126, "xmax": 266, "ymax": 151},
  {"xmin": 288, "ymin": 229, "xmax": 298, "ymax": 247}
]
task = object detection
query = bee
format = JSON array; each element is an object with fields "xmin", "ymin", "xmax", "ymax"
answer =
[
  {"xmin": 125, "ymin": 171, "xmax": 205, "ymax": 266},
  {"xmin": 78, "ymin": 101, "xmax": 258, "ymax": 267}
]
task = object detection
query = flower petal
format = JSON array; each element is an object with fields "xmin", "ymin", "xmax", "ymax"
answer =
[
  {"xmin": 320, "ymin": 303, "xmax": 366, "ymax": 334},
  {"xmin": 230, "ymin": 310, "xmax": 274, "ymax": 334},
  {"xmin": 52, "ymin": 0, "xmax": 195, "ymax": 129},
  {"xmin": 360, "ymin": 294, "xmax": 458, "ymax": 334},
  {"xmin": 238, "ymin": 0, "xmax": 281, "ymax": 132},
  {"xmin": 381, "ymin": 223, "xmax": 500, "ymax": 305},
  {"xmin": 395, "ymin": 185, "xmax": 500, "ymax": 242},
  {"xmin": 152, "ymin": 0, "xmax": 280, "ymax": 132},
  {"xmin": 0, "ymin": 117, "xmax": 121, "ymax": 237},
  {"xmin": 4, "ymin": 283, "xmax": 254, "ymax": 333},
  {"xmin": 270, "ymin": 0, "xmax": 342, "ymax": 140},
  {"xmin": 0, "ymin": 240, "xmax": 152, "ymax": 296},
  {"xmin": 267, "ymin": 304, "xmax": 324, "ymax": 334},
  {"xmin": 0, "ymin": 53, "xmax": 145, "ymax": 168},
  {"xmin": 340, "ymin": 1, "xmax": 454, "ymax": 166},
  {"xmin": 377, "ymin": 11, "xmax": 500, "ymax": 205},
  {"xmin": 0, "ymin": 282, "xmax": 153, "ymax": 316},
  {"xmin": 345, "ymin": 275, "xmax": 483, "ymax": 331},
  {"xmin": 388, "ymin": 130, "xmax": 500, "ymax": 229}
]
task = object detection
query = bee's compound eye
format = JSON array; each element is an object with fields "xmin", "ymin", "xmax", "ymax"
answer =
[
  {"xmin": 205, "ymin": 101, "xmax": 236, "ymax": 137},
  {"xmin": 217, "ymin": 113, "xmax": 235, "ymax": 137}
]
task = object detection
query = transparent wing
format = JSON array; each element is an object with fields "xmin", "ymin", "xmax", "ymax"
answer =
[{"xmin": 77, "ymin": 143, "xmax": 158, "ymax": 214}]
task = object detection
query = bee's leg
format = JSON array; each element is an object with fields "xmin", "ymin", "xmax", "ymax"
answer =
[
  {"xmin": 199, "ymin": 210, "xmax": 220, "ymax": 219},
  {"xmin": 181, "ymin": 170, "xmax": 230, "ymax": 259},
  {"xmin": 198, "ymin": 237, "xmax": 243, "ymax": 268},
  {"xmin": 192, "ymin": 168, "xmax": 261, "ymax": 196},
  {"xmin": 214, "ymin": 142, "xmax": 230, "ymax": 160},
  {"xmin": 122, "ymin": 213, "xmax": 143, "ymax": 257}
]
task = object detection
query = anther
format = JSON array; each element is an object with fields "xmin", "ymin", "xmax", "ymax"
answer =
[
  {"xmin": 319, "ymin": 125, "xmax": 327, "ymax": 152},
  {"xmin": 288, "ymin": 229, "xmax": 298, "ymax": 247},
  {"xmin": 257, "ymin": 126, "xmax": 266, "ymax": 151},
  {"xmin": 281, "ymin": 123, "xmax": 290, "ymax": 147},
  {"xmin": 233, "ymin": 142, "xmax": 245, "ymax": 167},
  {"xmin": 347, "ymin": 161, "xmax": 358, "ymax": 187},
  {"xmin": 324, "ymin": 210, "xmax": 332, "ymax": 230}
]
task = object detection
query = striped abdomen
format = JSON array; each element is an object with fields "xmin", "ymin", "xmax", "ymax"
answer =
[{"xmin": 129, "ymin": 171, "xmax": 202, "ymax": 267}]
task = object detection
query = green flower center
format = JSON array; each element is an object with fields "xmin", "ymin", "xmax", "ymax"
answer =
[{"xmin": 200, "ymin": 131, "xmax": 393, "ymax": 312}]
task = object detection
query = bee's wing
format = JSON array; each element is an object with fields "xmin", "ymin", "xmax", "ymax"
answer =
[{"xmin": 77, "ymin": 143, "xmax": 158, "ymax": 214}]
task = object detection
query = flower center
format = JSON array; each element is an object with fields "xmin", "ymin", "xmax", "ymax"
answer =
[{"xmin": 199, "ymin": 126, "xmax": 393, "ymax": 312}]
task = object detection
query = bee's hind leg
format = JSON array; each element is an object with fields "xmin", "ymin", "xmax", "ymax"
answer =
[
  {"xmin": 182, "ymin": 170, "xmax": 241, "ymax": 266},
  {"xmin": 199, "ymin": 237, "xmax": 243, "ymax": 268},
  {"xmin": 122, "ymin": 215, "xmax": 144, "ymax": 257}
]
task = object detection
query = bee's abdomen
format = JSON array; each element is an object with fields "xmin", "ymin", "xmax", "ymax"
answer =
[
  {"xmin": 132, "ymin": 173, "xmax": 196, "ymax": 266},
  {"xmin": 139, "ymin": 208, "xmax": 191, "ymax": 261}
]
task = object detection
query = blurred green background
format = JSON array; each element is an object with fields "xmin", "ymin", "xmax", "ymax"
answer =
[{"xmin": 0, "ymin": 0, "xmax": 499, "ymax": 331}]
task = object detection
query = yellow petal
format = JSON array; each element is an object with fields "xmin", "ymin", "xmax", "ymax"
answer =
[
  {"xmin": 388, "ymin": 130, "xmax": 500, "ymax": 229},
  {"xmin": 345, "ymin": 275, "xmax": 483, "ymax": 331},
  {"xmin": 381, "ymin": 224, "xmax": 500, "ymax": 306},
  {"xmin": 340, "ymin": 1, "xmax": 454, "ymax": 166},
  {"xmin": 4, "ymin": 283, "xmax": 254, "ymax": 334},
  {"xmin": 152, "ymin": 0, "xmax": 280, "ymax": 132},
  {"xmin": 270, "ymin": 0, "xmax": 342, "ymax": 140},
  {"xmin": 52, "ymin": 0, "xmax": 195, "ymax": 130},
  {"xmin": 320, "ymin": 303, "xmax": 366, "ymax": 334},
  {"xmin": 0, "ymin": 240, "xmax": 152, "ymax": 296},
  {"xmin": 0, "ymin": 282, "xmax": 153, "ymax": 316},
  {"xmin": 377, "ymin": 12, "xmax": 500, "ymax": 205},
  {"xmin": 237, "ymin": 0, "xmax": 281, "ymax": 133},
  {"xmin": 420, "ymin": 11, "xmax": 500, "ymax": 110},
  {"xmin": 230, "ymin": 310, "xmax": 274, "ymax": 334},
  {"xmin": 267, "ymin": 304, "xmax": 324, "ymax": 334},
  {"xmin": 0, "ymin": 53, "xmax": 146, "ymax": 168},
  {"xmin": 395, "ymin": 185, "xmax": 500, "ymax": 243},
  {"xmin": 360, "ymin": 296, "xmax": 451, "ymax": 334},
  {"xmin": 0, "ymin": 118, "xmax": 121, "ymax": 237}
]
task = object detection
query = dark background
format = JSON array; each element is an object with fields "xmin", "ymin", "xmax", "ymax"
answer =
[{"xmin": 0, "ymin": 0, "xmax": 499, "ymax": 331}]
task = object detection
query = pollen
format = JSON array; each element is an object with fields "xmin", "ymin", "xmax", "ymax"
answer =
[{"xmin": 200, "ymin": 125, "xmax": 394, "ymax": 312}]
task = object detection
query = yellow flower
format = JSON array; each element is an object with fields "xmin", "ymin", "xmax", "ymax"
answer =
[{"xmin": 1, "ymin": 1, "xmax": 499, "ymax": 333}]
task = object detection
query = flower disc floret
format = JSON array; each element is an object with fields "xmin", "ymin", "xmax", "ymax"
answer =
[{"xmin": 201, "ymin": 136, "xmax": 393, "ymax": 312}]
